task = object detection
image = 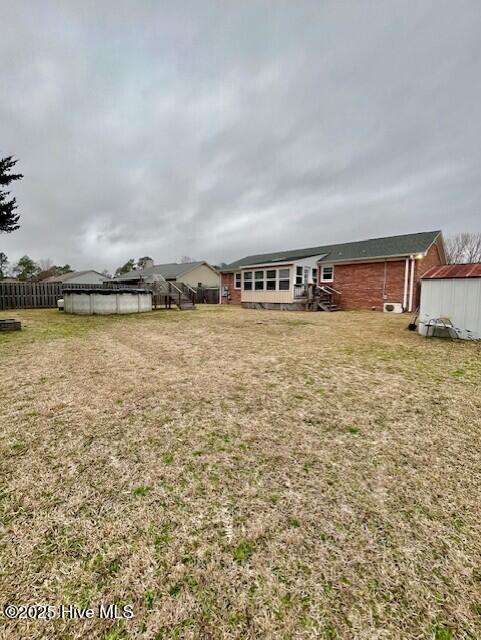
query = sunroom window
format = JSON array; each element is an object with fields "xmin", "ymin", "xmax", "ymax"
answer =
[
  {"xmin": 243, "ymin": 271, "xmax": 253, "ymax": 290},
  {"xmin": 254, "ymin": 270, "xmax": 264, "ymax": 290},
  {"xmin": 279, "ymin": 268, "xmax": 290, "ymax": 290},
  {"xmin": 266, "ymin": 270, "xmax": 276, "ymax": 290}
]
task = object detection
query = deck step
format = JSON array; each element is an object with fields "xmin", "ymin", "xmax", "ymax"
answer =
[{"xmin": 318, "ymin": 303, "xmax": 339, "ymax": 312}]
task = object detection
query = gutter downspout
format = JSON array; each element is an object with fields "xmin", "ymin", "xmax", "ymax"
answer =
[
  {"xmin": 219, "ymin": 273, "xmax": 225, "ymax": 305},
  {"xmin": 403, "ymin": 258, "xmax": 409, "ymax": 311},
  {"xmin": 408, "ymin": 256, "xmax": 415, "ymax": 312}
]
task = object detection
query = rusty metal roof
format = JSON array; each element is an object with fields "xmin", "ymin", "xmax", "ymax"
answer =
[{"xmin": 422, "ymin": 263, "xmax": 481, "ymax": 279}]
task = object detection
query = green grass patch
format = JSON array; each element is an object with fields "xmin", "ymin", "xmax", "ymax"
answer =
[
  {"xmin": 233, "ymin": 540, "xmax": 255, "ymax": 562},
  {"xmin": 132, "ymin": 485, "xmax": 151, "ymax": 497}
]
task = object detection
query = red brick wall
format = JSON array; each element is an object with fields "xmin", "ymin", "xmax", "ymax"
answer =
[
  {"xmin": 321, "ymin": 241, "xmax": 444, "ymax": 311},
  {"xmin": 220, "ymin": 272, "xmax": 241, "ymax": 304},
  {"xmin": 325, "ymin": 260, "xmax": 407, "ymax": 310}
]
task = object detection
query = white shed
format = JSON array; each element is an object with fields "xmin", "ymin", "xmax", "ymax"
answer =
[{"xmin": 418, "ymin": 264, "xmax": 481, "ymax": 340}]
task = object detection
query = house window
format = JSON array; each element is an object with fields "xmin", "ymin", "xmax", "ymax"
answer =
[
  {"xmin": 243, "ymin": 271, "xmax": 253, "ymax": 290},
  {"xmin": 312, "ymin": 268, "xmax": 318, "ymax": 284},
  {"xmin": 266, "ymin": 270, "xmax": 276, "ymax": 290},
  {"xmin": 295, "ymin": 266, "xmax": 303, "ymax": 286},
  {"xmin": 254, "ymin": 270, "xmax": 264, "ymax": 290},
  {"xmin": 234, "ymin": 273, "xmax": 241, "ymax": 289},
  {"xmin": 279, "ymin": 268, "xmax": 290, "ymax": 290},
  {"xmin": 321, "ymin": 265, "xmax": 334, "ymax": 282}
]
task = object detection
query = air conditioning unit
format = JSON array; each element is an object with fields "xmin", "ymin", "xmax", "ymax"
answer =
[{"xmin": 383, "ymin": 302, "xmax": 403, "ymax": 314}]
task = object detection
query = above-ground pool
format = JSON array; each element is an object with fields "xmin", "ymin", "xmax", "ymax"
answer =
[{"xmin": 63, "ymin": 288, "xmax": 152, "ymax": 315}]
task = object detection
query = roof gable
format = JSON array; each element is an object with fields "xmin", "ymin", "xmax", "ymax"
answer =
[
  {"xmin": 223, "ymin": 230, "xmax": 442, "ymax": 269},
  {"xmin": 116, "ymin": 261, "xmax": 216, "ymax": 281},
  {"xmin": 43, "ymin": 270, "xmax": 107, "ymax": 283}
]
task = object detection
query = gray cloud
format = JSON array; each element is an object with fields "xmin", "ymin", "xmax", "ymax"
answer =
[{"xmin": 1, "ymin": 0, "xmax": 480, "ymax": 271}]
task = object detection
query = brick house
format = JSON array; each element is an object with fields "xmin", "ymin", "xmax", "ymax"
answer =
[{"xmin": 220, "ymin": 230, "xmax": 446, "ymax": 311}]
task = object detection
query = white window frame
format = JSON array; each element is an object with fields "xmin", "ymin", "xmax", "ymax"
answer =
[
  {"xmin": 254, "ymin": 270, "xmax": 264, "ymax": 290},
  {"xmin": 295, "ymin": 266, "xmax": 303, "ymax": 286},
  {"xmin": 242, "ymin": 267, "xmax": 293, "ymax": 292},
  {"xmin": 266, "ymin": 269, "xmax": 277, "ymax": 291},
  {"xmin": 234, "ymin": 272, "xmax": 241, "ymax": 289},
  {"xmin": 243, "ymin": 271, "xmax": 253, "ymax": 290},
  {"xmin": 321, "ymin": 265, "xmax": 334, "ymax": 282},
  {"xmin": 278, "ymin": 267, "xmax": 290, "ymax": 291}
]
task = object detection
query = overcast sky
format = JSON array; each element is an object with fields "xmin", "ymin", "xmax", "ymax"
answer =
[{"xmin": 1, "ymin": 1, "xmax": 480, "ymax": 272}]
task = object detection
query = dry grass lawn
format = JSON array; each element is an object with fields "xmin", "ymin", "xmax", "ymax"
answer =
[{"xmin": 1, "ymin": 306, "xmax": 480, "ymax": 640}]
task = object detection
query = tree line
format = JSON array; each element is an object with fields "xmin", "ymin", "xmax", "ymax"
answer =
[
  {"xmin": 0, "ymin": 253, "xmax": 74, "ymax": 281},
  {"xmin": 445, "ymin": 233, "xmax": 481, "ymax": 264}
]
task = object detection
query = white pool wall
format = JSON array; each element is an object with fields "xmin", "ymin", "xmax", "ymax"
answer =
[{"xmin": 63, "ymin": 290, "xmax": 152, "ymax": 315}]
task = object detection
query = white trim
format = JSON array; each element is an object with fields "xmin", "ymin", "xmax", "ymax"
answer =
[
  {"xmin": 234, "ymin": 272, "xmax": 241, "ymax": 289},
  {"xmin": 241, "ymin": 267, "xmax": 290, "ymax": 292},
  {"xmin": 403, "ymin": 257, "xmax": 409, "ymax": 310},
  {"xmin": 231, "ymin": 254, "xmax": 326, "ymax": 271},
  {"xmin": 233, "ymin": 261, "xmax": 293, "ymax": 270},
  {"xmin": 320, "ymin": 264, "xmax": 334, "ymax": 282},
  {"xmin": 408, "ymin": 256, "xmax": 415, "ymax": 312},
  {"xmin": 423, "ymin": 231, "xmax": 446, "ymax": 265}
]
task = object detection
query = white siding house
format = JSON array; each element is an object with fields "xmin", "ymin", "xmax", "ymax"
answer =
[{"xmin": 115, "ymin": 261, "xmax": 219, "ymax": 288}]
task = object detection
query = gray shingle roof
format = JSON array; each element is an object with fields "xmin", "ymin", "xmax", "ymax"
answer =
[
  {"xmin": 116, "ymin": 261, "xmax": 209, "ymax": 281},
  {"xmin": 223, "ymin": 230, "xmax": 442, "ymax": 269},
  {"xmin": 42, "ymin": 270, "xmax": 108, "ymax": 283}
]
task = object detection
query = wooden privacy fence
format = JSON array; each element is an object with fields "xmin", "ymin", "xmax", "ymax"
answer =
[
  {"xmin": 0, "ymin": 282, "xmax": 99, "ymax": 310},
  {"xmin": 195, "ymin": 287, "xmax": 220, "ymax": 304}
]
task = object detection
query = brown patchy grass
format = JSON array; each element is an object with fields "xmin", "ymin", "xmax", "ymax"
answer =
[{"xmin": 0, "ymin": 306, "xmax": 480, "ymax": 640}]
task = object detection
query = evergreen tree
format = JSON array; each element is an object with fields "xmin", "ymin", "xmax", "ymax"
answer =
[
  {"xmin": 13, "ymin": 255, "xmax": 39, "ymax": 281},
  {"xmin": 137, "ymin": 256, "xmax": 153, "ymax": 269},
  {"xmin": 0, "ymin": 251, "xmax": 8, "ymax": 278},
  {"xmin": 0, "ymin": 156, "xmax": 23, "ymax": 233},
  {"xmin": 115, "ymin": 259, "xmax": 135, "ymax": 276}
]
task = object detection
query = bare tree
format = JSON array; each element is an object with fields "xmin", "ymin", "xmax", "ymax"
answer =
[
  {"xmin": 445, "ymin": 232, "xmax": 481, "ymax": 264},
  {"xmin": 180, "ymin": 255, "xmax": 195, "ymax": 263},
  {"xmin": 38, "ymin": 258, "xmax": 53, "ymax": 271}
]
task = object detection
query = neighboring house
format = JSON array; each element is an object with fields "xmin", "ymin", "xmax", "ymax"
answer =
[
  {"xmin": 114, "ymin": 261, "xmax": 220, "ymax": 289},
  {"xmin": 0, "ymin": 277, "xmax": 18, "ymax": 283},
  {"xmin": 220, "ymin": 230, "xmax": 446, "ymax": 311},
  {"xmin": 42, "ymin": 270, "xmax": 110, "ymax": 285}
]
